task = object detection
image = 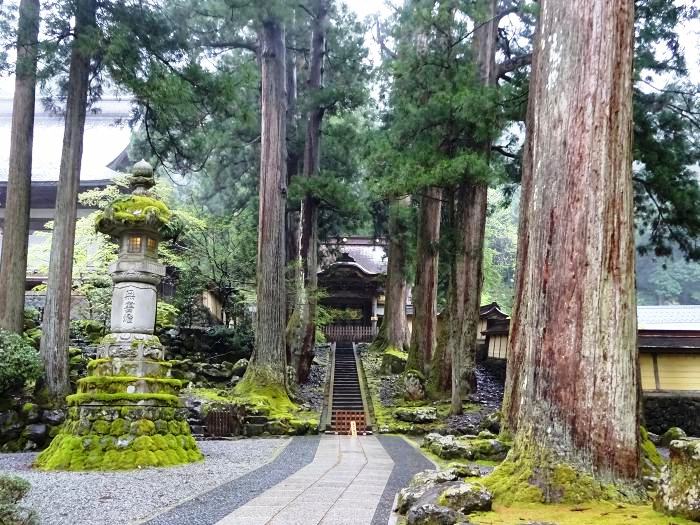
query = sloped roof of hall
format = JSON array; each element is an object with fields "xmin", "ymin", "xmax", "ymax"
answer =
[
  {"xmin": 0, "ymin": 97, "xmax": 132, "ymax": 183},
  {"xmin": 319, "ymin": 237, "xmax": 387, "ymax": 275},
  {"xmin": 637, "ymin": 304, "xmax": 700, "ymax": 331}
]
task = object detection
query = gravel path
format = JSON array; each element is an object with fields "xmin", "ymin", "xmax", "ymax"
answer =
[{"xmin": 0, "ymin": 439, "xmax": 288, "ymax": 525}]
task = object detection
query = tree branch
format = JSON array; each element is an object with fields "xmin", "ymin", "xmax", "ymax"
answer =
[
  {"xmin": 497, "ymin": 52, "xmax": 532, "ymax": 78},
  {"xmin": 205, "ymin": 40, "xmax": 258, "ymax": 53},
  {"xmin": 492, "ymin": 145, "xmax": 519, "ymax": 159}
]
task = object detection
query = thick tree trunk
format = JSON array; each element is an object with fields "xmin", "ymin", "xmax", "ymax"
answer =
[
  {"xmin": 285, "ymin": 18, "xmax": 300, "ymax": 292},
  {"xmin": 284, "ymin": 20, "xmax": 301, "ymax": 360},
  {"xmin": 407, "ymin": 187, "xmax": 441, "ymax": 377},
  {"xmin": 429, "ymin": 306, "xmax": 452, "ymax": 396},
  {"xmin": 449, "ymin": 182, "xmax": 488, "ymax": 414},
  {"xmin": 293, "ymin": 0, "xmax": 327, "ymax": 383},
  {"xmin": 501, "ymin": 0, "xmax": 639, "ymax": 494},
  {"xmin": 239, "ymin": 18, "xmax": 288, "ymax": 391},
  {"xmin": 446, "ymin": 0, "xmax": 498, "ymax": 415},
  {"xmin": 39, "ymin": 0, "xmax": 96, "ymax": 403},
  {"xmin": 376, "ymin": 197, "xmax": 410, "ymax": 351},
  {"xmin": 0, "ymin": 0, "xmax": 40, "ymax": 333}
]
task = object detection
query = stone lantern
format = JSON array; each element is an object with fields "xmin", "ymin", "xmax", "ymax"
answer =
[{"xmin": 36, "ymin": 161, "xmax": 203, "ymax": 471}]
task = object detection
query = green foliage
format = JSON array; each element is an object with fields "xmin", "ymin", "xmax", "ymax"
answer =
[
  {"xmin": 637, "ymin": 252, "xmax": 700, "ymax": 304},
  {"xmin": 368, "ymin": 1, "xmax": 505, "ymax": 198},
  {"xmin": 204, "ymin": 325, "xmax": 255, "ymax": 359},
  {"xmin": 481, "ymin": 189, "xmax": 519, "ymax": 310},
  {"xmin": 70, "ymin": 320, "xmax": 106, "ymax": 344},
  {"xmin": 0, "ymin": 331, "xmax": 42, "ymax": 394},
  {"xmin": 171, "ymin": 211, "xmax": 257, "ymax": 328},
  {"xmin": 156, "ymin": 302, "xmax": 180, "ymax": 329}
]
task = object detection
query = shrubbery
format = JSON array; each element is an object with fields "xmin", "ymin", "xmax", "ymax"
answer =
[
  {"xmin": 156, "ymin": 301, "xmax": 180, "ymax": 329},
  {"xmin": 207, "ymin": 324, "xmax": 254, "ymax": 358},
  {"xmin": 0, "ymin": 331, "xmax": 42, "ymax": 394},
  {"xmin": 70, "ymin": 319, "xmax": 106, "ymax": 344},
  {"xmin": 0, "ymin": 474, "xmax": 37, "ymax": 525}
]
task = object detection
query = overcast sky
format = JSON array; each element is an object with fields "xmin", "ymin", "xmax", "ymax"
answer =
[{"xmin": 0, "ymin": 0, "xmax": 698, "ymax": 96}]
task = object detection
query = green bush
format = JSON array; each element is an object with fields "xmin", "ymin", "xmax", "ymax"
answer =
[
  {"xmin": 22, "ymin": 309, "xmax": 39, "ymax": 331},
  {"xmin": 0, "ymin": 475, "xmax": 37, "ymax": 525},
  {"xmin": 156, "ymin": 302, "xmax": 180, "ymax": 329},
  {"xmin": 70, "ymin": 319, "xmax": 105, "ymax": 344},
  {"xmin": 0, "ymin": 330, "xmax": 42, "ymax": 394},
  {"xmin": 206, "ymin": 325, "xmax": 254, "ymax": 359}
]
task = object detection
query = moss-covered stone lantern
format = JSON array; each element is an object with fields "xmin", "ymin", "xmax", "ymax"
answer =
[{"xmin": 36, "ymin": 160, "xmax": 203, "ymax": 470}]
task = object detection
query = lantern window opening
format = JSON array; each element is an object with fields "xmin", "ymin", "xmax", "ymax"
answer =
[
  {"xmin": 146, "ymin": 237, "xmax": 158, "ymax": 255},
  {"xmin": 127, "ymin": 235, "xmax": 143, "ymax": 254}
]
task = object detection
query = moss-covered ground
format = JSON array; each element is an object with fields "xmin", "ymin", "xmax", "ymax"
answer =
[
  {"xmin": 360, "ymin": 345, "xmax": 480, "ymax": 434},
  {"xmin": 188, "ymin": 386, "xmax": 320, "ymax": 434},
  {"xmin": 470, "ymin": 502, "xmax": 697, "ymax": 524},
  {"xmin": 404, "ymin": 428, "xmax": 680, "ymax": 524}
]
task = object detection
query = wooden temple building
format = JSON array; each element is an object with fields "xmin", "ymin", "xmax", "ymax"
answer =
[{"xmin": 0, "ymin": 96, "xmax": 133, "ymax": 291}]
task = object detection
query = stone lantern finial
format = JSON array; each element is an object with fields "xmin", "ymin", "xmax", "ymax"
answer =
[{"xmin": 130, "ymin": 159, "xmax": 155, "ymax": 194}]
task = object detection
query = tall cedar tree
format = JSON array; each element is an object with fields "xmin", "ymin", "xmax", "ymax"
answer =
[
  {"xmin": 374, "ymin": 197, "xmax": 411, "ymax": 352},
  {"xmin": 447, "ymin": 0, "xmax": 498, "ymax": 414},
  {"xmin": 0, "ymin": 0, "xmax": 40, "ymax": 333},
  {"xmin": 289, "ymin": 0, "xmax": 328, "ymax": 383},
  {"xmin": 40, "ymin": 0, "xmax": 97, "ymax": 402},
  {"xmin": 500, "ymin": 0, "xmax": 641, "ymax": 496},
  {"xmin": 237, "ymin": 15, "xmax": 289, "ymax": 393},
  {"xmin": 405, "ymin": 3, "xmax": 442, "ymax": 378},
  {"xmin": 407, "ymin": 186, "xmax": 441, "ymax": 376}
]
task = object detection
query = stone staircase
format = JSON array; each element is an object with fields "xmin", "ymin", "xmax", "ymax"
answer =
[{"xmin": 329, "ymin": 343, "xmax": 370, "ymax": 434}]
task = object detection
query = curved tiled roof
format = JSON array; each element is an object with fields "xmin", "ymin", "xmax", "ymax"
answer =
[{"xmin": 0, "ymin": 97, "xmax": 132, "ymax": 183}]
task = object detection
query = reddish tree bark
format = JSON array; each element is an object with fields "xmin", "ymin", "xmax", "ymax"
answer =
[
  {"xmin": 407, "ymin": 187, "xmax": 441, "ymax": 377},
  {"xmin": 0, "ymin": 0, "xmax": 40, "ymax": 333},
  {"xmin": 40, "ymin": 0, "xmax": 96, "ymax": 402},
  {"xmin": 375, "ymin": 197, "xmax": 411, "ymax": 351},
  {"xmin": 501, "ymin": 0, "xmax": 639, "ymax": 492}
]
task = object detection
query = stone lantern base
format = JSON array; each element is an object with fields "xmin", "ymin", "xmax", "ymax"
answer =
[{"xmin": 35, "ymin": 352, "xmax": 203, "ymax": 471}]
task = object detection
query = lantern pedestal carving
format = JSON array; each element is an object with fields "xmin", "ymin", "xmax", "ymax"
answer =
[{"xmin": 36, "ymin": 161, "xmax": 203, "ymax": 470}]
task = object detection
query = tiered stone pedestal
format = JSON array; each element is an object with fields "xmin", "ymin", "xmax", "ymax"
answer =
[{"xmin": 36, "ymin": 340, "xmax": 202, "ymax": 470}]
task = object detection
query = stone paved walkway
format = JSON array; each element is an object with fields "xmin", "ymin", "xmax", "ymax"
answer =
[
  {"xmin": 143, "ymin": 434, "xmax": 433, "ymax": 525},
  {"xmin": 216, "ymin": 435, "xmax": 394, "ymax": 525}
]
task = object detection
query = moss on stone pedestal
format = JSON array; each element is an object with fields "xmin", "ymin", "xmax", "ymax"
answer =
[
  {"xmin": 95, "ymin": 196, "xmax": 172, "ymax": 233},
  {"xmin": 35, "ymin": 357, "xmax": 203, "ymax": 471},
  {"xmin": 35, "ymin": 401, "xmax": 202, "ymax": 471}
]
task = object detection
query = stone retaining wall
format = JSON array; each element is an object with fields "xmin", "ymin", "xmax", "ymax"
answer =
[
  {"xmin": 0, "ymin": 398, "xmax": 65, "ymax": 452},
  {"xmin": 643, "ymin": 392, "xmax": 700, "ymax": 436}
]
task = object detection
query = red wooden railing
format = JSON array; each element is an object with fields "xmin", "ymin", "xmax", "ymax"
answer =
[{"xmin": 322, "ymin": 325, "xmax": 377, "ymax": 343}]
